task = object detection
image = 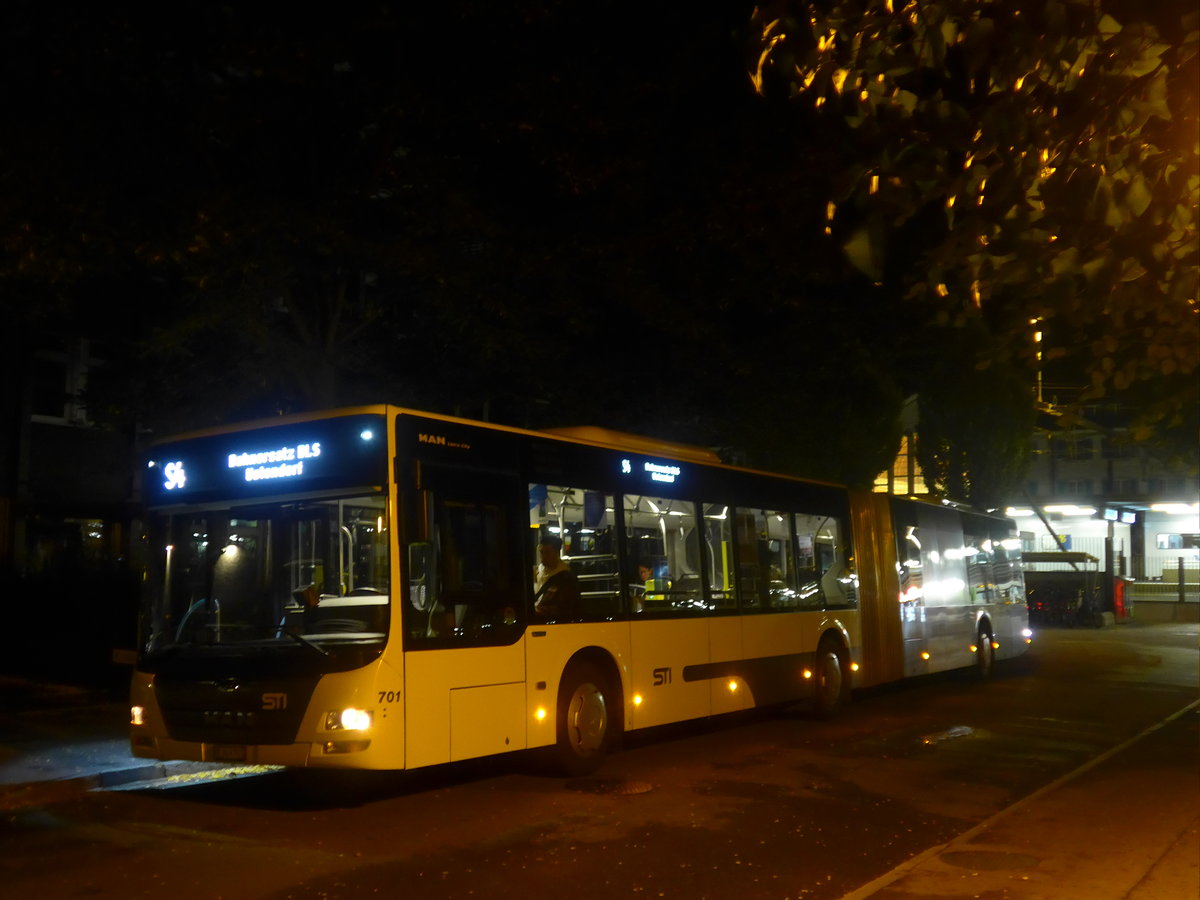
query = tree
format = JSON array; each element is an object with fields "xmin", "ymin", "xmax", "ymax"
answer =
[{"xmin": 746, "ymin": 0, "xmax": 1199, "ymax": 497}]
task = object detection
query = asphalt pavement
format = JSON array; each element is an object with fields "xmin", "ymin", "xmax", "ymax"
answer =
[{"xmin": 1, "ymin": 665, "xmax": 1197, "ymax": 899}]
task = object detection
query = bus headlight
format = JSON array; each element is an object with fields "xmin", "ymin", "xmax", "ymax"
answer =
[
  {"xmin": 130, "ymin": 705, "xmax": 146, "ymax": 726},
  {"xmin": 325, "ymin": 708, "xmax": 372, "ymax": 731}
]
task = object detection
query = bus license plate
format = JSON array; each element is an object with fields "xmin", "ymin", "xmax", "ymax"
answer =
[{"xmin": 213, "ymin": 744, "xmax": 247, "ymax": 762}]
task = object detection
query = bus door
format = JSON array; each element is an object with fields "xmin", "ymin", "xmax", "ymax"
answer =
[
  {"xmin": 623, "ymin": 495, "xmax": 713, "ymax": 728},
  {"xmin": 702, "ymin": 501, "xmax": 745, "ymax": 716},
  {"xmin": 524, "ymin": 484, "xmax": 626, "ymax": 749},
  {"xmin": 401, "ymin": 464, "xmax": 528, "ymax": 768}
]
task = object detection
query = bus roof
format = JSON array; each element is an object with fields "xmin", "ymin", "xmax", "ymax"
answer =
[{"xmin": 541, "ymin": 426, "xmax": 722, "ymax": 464}]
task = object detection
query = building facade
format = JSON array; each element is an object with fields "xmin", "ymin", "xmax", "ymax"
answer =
[
  {"xmin": 873, "ymin": 398, "xmax": 1199, "ymax": 605},
  {"xmin": 1, "ymin": 334, "xmax": 140, "ymax": 681}
]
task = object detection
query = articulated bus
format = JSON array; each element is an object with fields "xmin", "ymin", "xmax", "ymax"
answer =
[{"xmin": 130, "ymin": 405, "xmax": 1030, "ymax": 775}]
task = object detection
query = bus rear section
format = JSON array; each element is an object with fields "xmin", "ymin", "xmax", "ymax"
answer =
[{"xmin": 851, "ymin": 491, "xmax": 1030, "ymax": 687}]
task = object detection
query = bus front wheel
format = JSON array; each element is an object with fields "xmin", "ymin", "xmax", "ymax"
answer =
[{"xmin": 555, "ymin": 661, "xmax": 614, "ymax": 776}]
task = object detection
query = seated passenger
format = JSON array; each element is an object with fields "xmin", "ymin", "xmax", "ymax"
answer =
[{"xmin": 628, "ymin": 562, "xmax": 654, "ymax": 613}]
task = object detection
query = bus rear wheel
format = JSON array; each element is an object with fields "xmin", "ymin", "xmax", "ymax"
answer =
[
  {"xmin": 814, "ymin": 637, "xmax": 848, "ymax": 718},
  {"xmin": 976, "ymin": 626, "xmax": 995, "ymax": 679},
  {"xmin": 555, "ymin": 661, "xmax": 614, "ymax": 776}
]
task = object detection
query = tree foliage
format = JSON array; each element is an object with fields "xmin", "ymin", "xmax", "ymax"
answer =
[{"xmin": 747, "ymin": 0, "xmax": 1199, "ymax": 491}]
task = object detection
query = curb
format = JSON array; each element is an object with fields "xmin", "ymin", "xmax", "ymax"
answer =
[{"xmin": 0, "ymin": 760, "xmax": 224, "ymax": 812}]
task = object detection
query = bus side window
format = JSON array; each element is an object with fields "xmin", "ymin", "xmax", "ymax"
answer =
[
  {"xmin": 734, "ymin": 511, "xmax": 765, "ymax": 610},
  {"xmin": 530, "ymin": 485, "xmax": 619, "ymax": 622},
  {"xmin": 963, "ymin": 529, "xmax": 994, "ymax": 605},
  {"xmin": 793, "ymin": 514, "xmax": 824, "ymax": 609},
  {"xmin": 622, "ymin": 495, "xmax": 704, "ymax": 615},
  {"xmin": 735, "ymin": 509, "xmax": 794, "ymax": 612},
  {"xmin": 990, "ymin": 524, "xmax": 1021, "ymax": 602},
  {"xmin": 816, "ymin": 516, "xmax": 856, "ymax": 610},
  {"xmin": 406, "ymin": 470, "xmax": 523, "ymax": 645},
  {"xmin": 702, "ymin": 502, "xmax": 735, "ymax": 610},
  {"xmin": 896, "ymin": 518, "xmax": 923, "ymax": 607}
]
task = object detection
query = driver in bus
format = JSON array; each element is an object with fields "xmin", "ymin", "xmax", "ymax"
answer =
[{"xmin": 533, "ymin": 535, "xmax": 580, "ymax": 620}]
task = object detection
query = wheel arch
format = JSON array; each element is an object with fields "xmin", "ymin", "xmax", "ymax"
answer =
[{"xmin": 561, "ymin": 645, "xmax": 625, "ymax": 723}]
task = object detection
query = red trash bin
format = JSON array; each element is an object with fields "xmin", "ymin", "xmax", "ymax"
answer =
[{"xmin": 1113, "ymin": 576, "xmax": 1133, "ymax": 621}]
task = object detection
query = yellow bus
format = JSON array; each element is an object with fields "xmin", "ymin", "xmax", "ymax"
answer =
[{"xmin": 129, "ymin": 405, "xmax": 1030, "ymax": 775}]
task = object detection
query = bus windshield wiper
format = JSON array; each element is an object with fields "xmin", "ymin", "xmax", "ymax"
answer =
[{"xmin": 281, "ymin": 628, "xmax": 331, "ymax": 657}]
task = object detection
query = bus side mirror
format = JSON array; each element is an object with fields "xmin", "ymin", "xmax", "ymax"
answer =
[{"xmin": 408, "ymin": 542, "xmax": 433, "ymax": 583}]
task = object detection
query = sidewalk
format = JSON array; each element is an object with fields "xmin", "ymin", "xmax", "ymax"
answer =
[
  {"xmin": 843, "ymin": 701, "xmax": 1200, "ymax": 900},
  {"xmin": 0, "ymin": 675, "xmax": 223, "ymax": 810}
]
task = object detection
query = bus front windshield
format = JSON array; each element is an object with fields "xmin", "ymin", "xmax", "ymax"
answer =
[{"xmin": 140, "ymin": 495, "xmax": 390, "ymax": 666}]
